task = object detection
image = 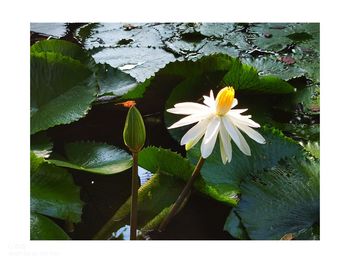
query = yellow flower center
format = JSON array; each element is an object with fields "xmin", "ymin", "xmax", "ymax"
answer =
[{"xmin": 215, "ymin": 86, "xmax": 235, "ymax": 115}]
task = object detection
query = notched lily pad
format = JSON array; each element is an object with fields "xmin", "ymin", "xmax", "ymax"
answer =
[
  {"xmin": 229, "ymin": 158, "xmax": 319, "ymax": 240},
  {"xmin": 30, "ymin": 39, "xmax": 98, "ymax": 134}
]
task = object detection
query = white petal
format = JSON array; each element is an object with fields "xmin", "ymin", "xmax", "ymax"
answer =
[
  {"xmin": 203, "ymin": 116, "xmax": 221, "ymax": 144},
  {"xmin": 232, "ymin": 125, "xmax": 251, "ymax": 156},
  {"xmin": 235, "ymin": 123, "xmax": 266, "ymax": 144},
  {"xmin": 167, "ymin": 102, "xmax": 210, "ymax": 115},
  {"xmin": 210, "ymin": 90, "xmax": 214, "ymax": 100},
  {"xmin": 222, "ymin": 116, "xmax": 241, "ymax": 146},
  {"xmin": 231, "ymin": 98, "xmax": 238, "ymax": 109},
  {"xmin": 168, "ymin": 113, "xmax": 209, "ymax": 129},
  {"xmin": 230, "ymin": 108, "xmax": 248, "ymax": 114},
  {"xmin": 227, "ymin": 112, "xmax": 261, "ymax": 128},
  {"xmin": 223, "ymin": 116, "xmax": 251, "ymax": 155},
  {"xmin": 180, "ymin": 118, "xmax": 211, "ymax": 145},
  {"xmin": 203, "ymin": 90, "xmax": 216, "ymax": 108},
  {"xmin": 201, "ymin": 122, "xmax": 220, "ymax": 158},
  {"xmin": 185, "ymin": 132, "xmax": 203, "ymax": 151},
  {"xmin": 219, "ymin": 123, "xmax": 232, "ymax": 163},
  {"xmin": 219, "ymin": 137, "xmax": 228, "ymax": 164}
]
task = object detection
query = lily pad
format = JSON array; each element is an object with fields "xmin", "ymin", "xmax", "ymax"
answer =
[
  {"xmin": 31, "ymin": 152, "xmax": 83, "ymax": 222},
  {"xmin": 30, "ymin": 23, "xmax": 68, "ymax": 38},
  {"xmin": 30, "ymin": 40, "xmax": 98, "ymax": 134},
  {"xmin": 249, "ymin": 23, "xmax": 319, "ymax": 52},
  {"xmin": 92, "ymin": 46, "xmax": 176, "ymax": 82},
  {"xmin": 95, "ymin": 63, "xmax": 138, "ymax": 97},
  {"xmin": 241, "ymin": 56, "xmax": 307, "ymax": 81},
  {"xmin": 30, "ymin": 212, "xmax": 70, "ymax": 240},
  {"xmin": 226, "ymin": 158, "xmax": 319, "ymax": 240},
  {"xmin": 49, "ymin": 142, "xmax": 132, "ymax": 175},
  {"xmin": 187, "ymin": 127, "xmax": 302, "ymax": 204}
]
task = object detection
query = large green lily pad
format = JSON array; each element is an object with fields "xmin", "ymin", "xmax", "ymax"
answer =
[
  {"xmin": 49, "ymin": 142, "xmax": 132, "ymax": 175},
  {"xmin": 31, "ymin": 152, "xmax": 83, "ymax": 223},
  {"xmin": 225, "ymin": 158, "xmax": 319, "ymax": 240},
  {"xmin": 30, "ymin": 40, "xmax": 98, "ymax": 134},
  {"xmin": 30, "ymin": 212, "xmax": 70, "ymax": 240}
]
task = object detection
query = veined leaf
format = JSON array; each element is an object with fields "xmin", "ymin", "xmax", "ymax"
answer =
[
  {"xmin": 30, "ymin": 40, "xmax": 98, "ymax": 134},
  {"xmin": 226, "ymin": 158, "xmax": 319, "ymax": 240},
  {"xmin": 30, "ymin": 212, "xmax": 70, "ymax": 240},
  {"xmin": 31, "ymin": 152, "xmax": 83, "ymax": 222},
  {"xmin": 187, "ymin": 127, "xmax": 302, "ymax": 205},
  {"xmin": 95, "ymin": 63, "xmax": 138, "ymax": 98},
  {"xmin": 49, "ymin": 142, "xmax": 132, "ymax": 175}
]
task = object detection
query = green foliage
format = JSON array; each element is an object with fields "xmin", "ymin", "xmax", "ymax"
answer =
[
  {"xmin": 304, "ymin": 141, "xmax": 320, "ymax": 159},
  {"xmin": 223, "ymin": 210, "xmax": 248, "ymax": 240},
  {"xmin": 31, "ymin": 152, "xmax": 83, "ymax": 222},
  {"xmin": 30, "ymin": 212, "xmax": 70, "ymax": 240},
  {"xmin": 187, "ymin": 127, "xmax": 302, "ymax": 205},
  {"xmin": 94, "ymin": 172, "xmax": 184, "ymax": 239},
  {"xmin": 250, "ymin": 23, "xmax": 319, "ymax": 52},
  {"xmin": 30, "ymin": 40, "xmax": 98, "ymax": 134},
  {"xmin": 49, "ymin": 142, "xmax": 132, "ymax": 174},
  {"xmin": 139, "ymin": 147, "xmax": 239, "ymax": 205},
  {"xmin": 95, "ymin": 63, "xmax": 138, "ymax": 97},
  {"xmin": 29, "ymin": 24, "xmax": 320, "ymax": 240},
  {"xmin": 249, "ymin": 23, "xmax": 320, "ymax": 83},
  {"xmin": 31, "ymin": 39, "xmax": 95, "ymax": 67},
  {"xmin": 255, "ymin": 75, "xmax": 295, "ymax": 94},
  {"xmin": 225, "ymin": 158, "xmax": 319, "ymax": 240},
  {"xmin": 242, "ymin": 56, "xmax": 307, "ymax": 81}
]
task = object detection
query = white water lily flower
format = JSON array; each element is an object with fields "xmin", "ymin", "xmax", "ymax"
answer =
[{"xmin": 167, "ymin": 87, "xmax": 266, "ymax": 164}]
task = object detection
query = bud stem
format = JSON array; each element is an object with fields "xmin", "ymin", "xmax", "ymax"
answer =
[
  {"xmin": 130, "ymin": 151, "xmax": 139, "ymax": 240},
  {"xmin": 158, "ymin": 156, "xmax": 205, "ymax": 232}
]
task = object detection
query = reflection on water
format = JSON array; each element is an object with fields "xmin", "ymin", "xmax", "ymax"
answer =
[{"xmin": 138, "ymin": 166, "xmax": 152, "ymax": 185}]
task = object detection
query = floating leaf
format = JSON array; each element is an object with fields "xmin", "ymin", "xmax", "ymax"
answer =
[
  {"xmin": 95, "ymin": 63, "xmax": 138, "ymax": 97},
  {"xmin": 255, "ymin": 75, "xmax": 295, "ymax": 94},
  {"xmin": 187, "ymin": 127, "xmax": 302, "ymax": 205},
  {"xmin": 30, "ymin": 40, "xmax": 98, "ymax": 134},
  {"xmin": 242, "ymin": 56, "xmax": 307, "ymax": 81},
  {"xmin": 31, "ymin": 152, "xmax": 83, "ymax": 222},
  {"xmin": 30, "ymin": 212, "xmax": 70, "ymax": 240},
  {"xmin": 30, "ymin": 23, "xmax": 68, "ymax": 38},
  {"xmin": 49, "ymin": 142, "xmax": 132, "ymax": 175},
  {"xmin": 227, "ymin": 158, "xmax": 319, "ymax": 240},
  {"xmin": 249, "ymin": 23, "xmax": 319, "ymax": 52},
  {"xmin": 223, "ymin": 210, "xmax": 248, "ymax": 240},
  {"xmin": 139, "ymin": 146, "xmax": 244, "ymax": 205},
  {"xmin": 31, "ymin": 39, "xmax": 95, "ymax": 68}
]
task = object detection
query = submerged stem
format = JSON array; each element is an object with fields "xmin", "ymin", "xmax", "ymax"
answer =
[
  {"xmin": 130, "ymin": 152, "xmax": 139, "ymax": 240},
  {"xmin": 158, "ymin": 156, "xmax": 205, "ymax": 232}
]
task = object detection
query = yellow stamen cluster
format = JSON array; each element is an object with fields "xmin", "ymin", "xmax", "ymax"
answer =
[{"xmin": 215, "ymin": 86, "xmax": 235, "ymax": 115}]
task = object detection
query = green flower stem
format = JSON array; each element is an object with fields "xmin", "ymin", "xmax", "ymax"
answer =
[
  {"xmin": 93, "ymin": 151, "xmax": 140, "ymax": 240},
  {"xmin": 130, "ymin": 151, "xmax": 139, "ymax": 240},
  {"xmin": 158, "ymin": 156, "xmax": 205, "ymax": 232}
]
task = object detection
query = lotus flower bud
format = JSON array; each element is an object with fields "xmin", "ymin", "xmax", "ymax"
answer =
[{"xmin": 123, "ymin": 106, "xmax": 146, "ymax": 153}]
